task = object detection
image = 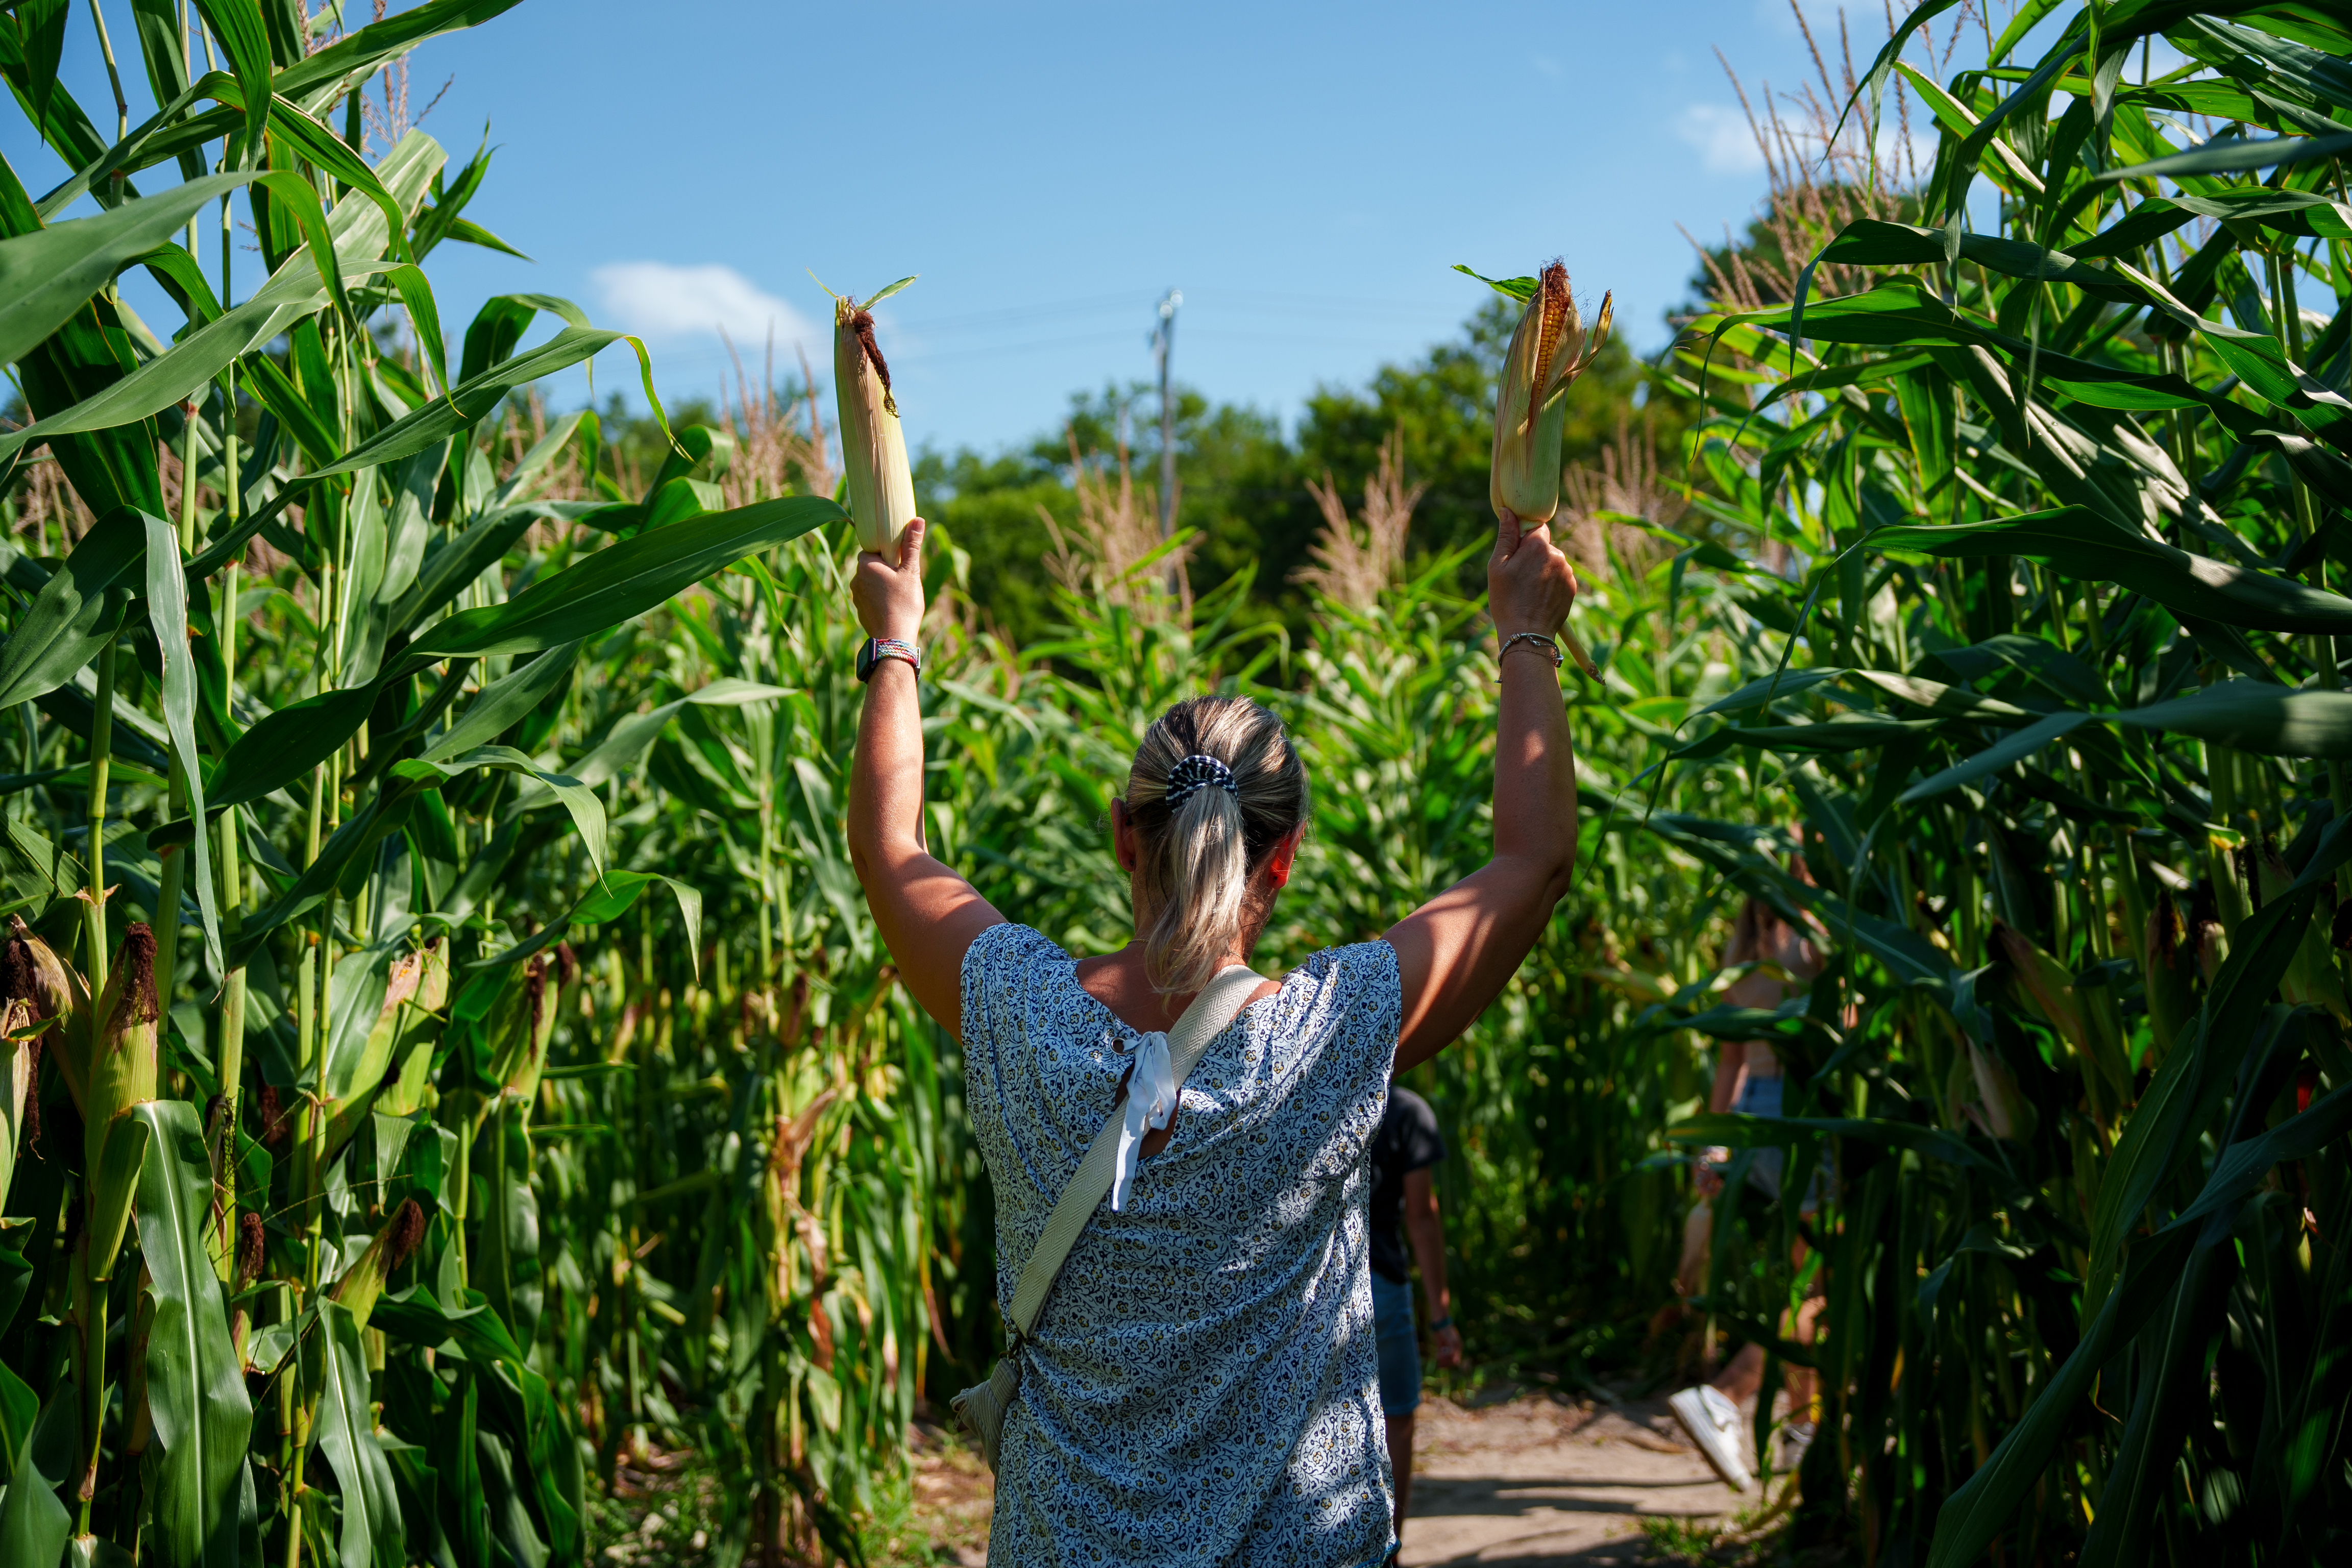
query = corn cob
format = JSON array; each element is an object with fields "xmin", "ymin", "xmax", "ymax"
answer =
[
  {"xmin": 84, "ymin": 924, "xmax": 160, "ymax": 1281},
  {"xmin": 834, "ymin": 288, "xmax": 918, "ymax": 554},
  {"xmin": 1490, "ymin": 261, "xmax": 1612, "ymax": 678}
]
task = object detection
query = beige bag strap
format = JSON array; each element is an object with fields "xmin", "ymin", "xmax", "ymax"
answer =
[{"xmin": 1002, "ymin": 964, "xmax": 1263, "ymax": 1341}]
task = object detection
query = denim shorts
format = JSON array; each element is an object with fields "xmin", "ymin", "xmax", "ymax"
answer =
[
  {"xmin": 1370, "ymin": 1272, "xmax": 1421, "ymax": 1417},
  {"xmin": 1729, "ymin": 1075, "xmax": 1830, "ymax": 1214}
]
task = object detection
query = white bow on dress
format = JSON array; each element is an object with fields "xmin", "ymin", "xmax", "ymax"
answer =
[{"xmin": 1110, "ymin": 1030, "xmax": 1178, "ymax": 1212}]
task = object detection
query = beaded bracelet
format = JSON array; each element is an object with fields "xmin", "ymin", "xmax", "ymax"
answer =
[{"xmin": 1496, "ymin": 631, "xmax": 1563, "ymax": 680}]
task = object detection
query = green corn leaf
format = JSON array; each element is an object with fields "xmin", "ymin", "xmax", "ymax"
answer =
[
  {"xmin": 2115, "ymin": 682, "xmax": 2352, "ymax": 757},
  {"xmin": 468, "ymin": 869, "xmax": 700, "ymax": 975},
  {"xmin": 307, "ymin": 1301, "xmax": 402, "ymax": 1568},
  {"xmin": 2155, "ymin": 1079, "xmax": 2352, "ymax": 1239},
  {"xmin": 237, "ymin": 349, "xmax": 339, "ymax": 467},
  {"xmin": 271, "ymin": 0, "xmax": 528, "ymax": 106},
  {"xmin": 396, "ymin": 746, "xmax": 605, "ymax": 881},
  {"xmin": 0, "ymin": 505, "xmax": 142, "ymax": 713},
  {"xmin": 2089, "ymin": 829, "xmax": 2352, "ymax": 1301},
  {"xmin": 187, "ymin": 325, "xmax": 627, "ymax": 581},
  {"xmin": 0, "ymin": 171, "xmax": 255, "ymax": 370},
  {"xmin": 385, "ymin": 501, "xmax": 536, "ymax": 635},
  {"xmin": 85, "ymin": 1112, "xmax": 153, "ymax": 1284},
  {"xmin": 1898, "ymin": 712, "xmax": 2092, "ymax": 805},
  {"xmin": 1669, "ymin": 1111, "xmax": 2010, "ymax": 1177},
  {"xmin": 141, "ymin": 515, "xmax": 221, "ymax": 977},
  {"xmin": 384, "ymin": 264, "xmax": 448, "ymax": 394},
  {"xmin": 0, "ymin": 1385, "xmax": 76, "ymax": 1567},
  {"xmin": 1925, "ymin": 1224, "xmax": 2192, "ymax": 1568},
  {"xmin": 1450, "ymin": 263, "xmax": 1538, "ymax": 301},
  {"xmin": 419, "ymin": 643, "xmax": 582, "ymax": 764},
  {"xmin": 205, "ymin": 683, "xmax": 378, "ymax": 812},
  {"xmin": 525, "ymin": 677, "xmax": 795, "ymax": 796},
  {"xmin": 133, "ymin": 1100, "xmax": 252, "ymax": 1568},
  {"xmin": 318, "ymin": 943, "xmax": 401, "ymax": 1104},
  {"xmin": 0, "ymin": 136, "xmax": 442, "ymax": 470},
  {"xmin": 2098, "ymin": 129, "xmax": 2352, "ymax": 185},
  {"xmin": 1873, "ymin": 506, "xmax": 2352, "ymax": 633},
  {"xmin": 188, "ymin": 0, "xmax": 272, "ymax": 159},
  {"xmin": 405, "ymin": 495, "xmax": 843, "ymax": 659},
  {"xmin": 1930, "ymin": 1043, "xmax": 2352, "ymax": 1567}
]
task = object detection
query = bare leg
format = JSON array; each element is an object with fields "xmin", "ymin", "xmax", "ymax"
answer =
[
  {"xmin": 1783, "ymin": 1293, "xmax": 1824, "ymax": 1416},
  {"xmin": 1385, "ymin": 1411, "xmax": 1415, "ymax": 1555},
  {"xmin": 1710, "ymin": 1340, "xmax": 1765, "ymax": 1404}
]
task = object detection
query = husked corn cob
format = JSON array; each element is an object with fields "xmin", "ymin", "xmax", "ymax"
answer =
[
  {"xmin": 1490, "ymin": 261, "xmax": 1612, "ymax": 678},
  {"xmin": 835, "ymin": 289, "xmax": 919, "ymax": 554}
]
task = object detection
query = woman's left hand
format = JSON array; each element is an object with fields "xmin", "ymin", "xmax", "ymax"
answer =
[
  {"xmin": 1431, "ymin": 1321, "xmax": 1464, "ymax": 1370},
  {"xmin": 852, "ymin": 517, "xmax": 927, "ymax": 641}
]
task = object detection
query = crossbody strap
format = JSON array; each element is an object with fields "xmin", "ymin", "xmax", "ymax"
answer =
[{"xmin": 1003, "ymin": 964, "xmax": 1264, "ymax": 1341}]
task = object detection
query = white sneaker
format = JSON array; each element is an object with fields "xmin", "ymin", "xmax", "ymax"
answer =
[{"xmin": 1668, "ymin": 1385, "xmax": 1753, "ymax": 1492}]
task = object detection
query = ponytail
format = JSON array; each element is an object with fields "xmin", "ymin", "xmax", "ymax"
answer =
[{"xmin": 1124, "ymin": 698, "xmax": 1309, "ymax": 994}]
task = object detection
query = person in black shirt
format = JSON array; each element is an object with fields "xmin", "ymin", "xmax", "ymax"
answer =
[{"xmin": 1369, "ymin": 1082, "xmax": 1460, "ymax": 1562}]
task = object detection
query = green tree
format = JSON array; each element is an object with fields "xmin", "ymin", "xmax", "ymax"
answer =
[{"xmin": 917, "ymin": 295, "xmax": 1686, "ymax": 650}]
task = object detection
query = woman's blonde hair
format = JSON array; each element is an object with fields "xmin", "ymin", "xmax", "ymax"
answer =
[{"xmin": 1123, "ymin": 696, "xmax": 1310, "ymax": 995}]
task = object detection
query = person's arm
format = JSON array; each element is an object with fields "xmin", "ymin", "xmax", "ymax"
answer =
[
  {"xmin": 1709, "ymin": 1039, "xmax": 1745, "ymax": 1116},
  {"xmin": 845, "ymin": 519, "xmax": 1004, "ymax": 1039},
  {"xmin": 1401, "ymin": 1166, "xmax": 1461, "ymax": 1368},
  {"xmin": 1386, "ymin": 506, "xmax": 1579, "ymax": 1072}
]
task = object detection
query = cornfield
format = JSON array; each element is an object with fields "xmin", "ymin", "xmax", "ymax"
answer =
[{"xmin": 3, "ymin": 1, "xmax": 2350, "ymax": 1566}]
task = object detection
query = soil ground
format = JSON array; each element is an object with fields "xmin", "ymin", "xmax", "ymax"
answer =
[{"xmin": 908, "ymin": 1388, "xmax": 1754, "ymax": 1565}]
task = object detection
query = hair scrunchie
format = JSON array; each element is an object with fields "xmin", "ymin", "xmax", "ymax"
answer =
[{"xmin": 1164, "ymin": 753, "xmax": 1238, "ymax": 808}]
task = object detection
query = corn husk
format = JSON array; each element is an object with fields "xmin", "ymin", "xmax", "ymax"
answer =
[
  {"xmin": 0, "ymin": 999, "xmax": 31, "ymax": 1208},
  {"xmin": 4, "ymin": 915, "xmax": 87, "ymax": 1106},
  {"xmin": 1489, "ymin": 261, "xmax": 1611, "ymax": 677},
  {"xmin": 484, "ymin": 954, "xmax": 558, "ymax": 1102},
  {"xmin": 84, "ymin": 925, "xmax": 160, "ymax": 1280},
  {"xmin": 834, "ymin": 290, "xmax": 918, "ymax": 554},
  {"xmin": 2141, "ymin": 897, "xmax": 2195, "ymax": 1067},
  {"xmin": 1965, "ymin": 1039, "xmax": 2037, "ymax": 1142},
  {"xmin": 328, "ymin": 1198, "xmax": 426, "ymax": 1333},
  {"xmin": 1491, "ymin": 262, "xmax": 1611, "ymax": 525},
  {"xmin": 376, "ymin": 938, "xmax": 449, "ymax": 1118}
]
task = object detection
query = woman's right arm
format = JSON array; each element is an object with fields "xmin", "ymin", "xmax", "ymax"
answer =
[{"xmin": 1386, "ymin": 506, "xmax": 1580, "ymax": 1074}]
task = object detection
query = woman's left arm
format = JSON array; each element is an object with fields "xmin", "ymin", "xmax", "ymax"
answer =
[{"xmin": 846, "ymin": 519, "xmax": 1004, "ymax": 1039}]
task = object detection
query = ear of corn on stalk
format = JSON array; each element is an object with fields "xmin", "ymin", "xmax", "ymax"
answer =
[
  {"xmin": 5, "ymin": 915, "xmax": 87, "ymax": 1104},
  {"xmin": 834, "ymin": 285, "xmax": 919, "ymax": 555},
  {"xmin": 84, "ymin": 925, "xmax": 160, "ymax": 1281},
  {"xmin": 1489, "ymin": 260, "xmax": 1611, "ymax": 678},
  {"xmin": 485, "ymin": 955, "xmax": 553, "ymax": 1100},
  {"xmin": 377, "ymin": 938, "xmax": 449, "ymax": 1118},
  {"xmin": 329, "ymin": 1198, "xmax": 426, "ymax": 1332},
  {"xmin": 0, "ymin": 999, "xmax": 31, "ymax": 1207}
]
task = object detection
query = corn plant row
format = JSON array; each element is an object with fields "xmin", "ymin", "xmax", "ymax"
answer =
[
  {"xmin": 0, "ymin": 3, "xmax": 970, "ymax": 1564},
  {"xmin": 1612, "ymin": 2, "xmax": 2352, "ymax": 1560}
]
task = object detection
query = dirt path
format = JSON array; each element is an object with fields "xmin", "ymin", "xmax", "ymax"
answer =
[
  {"xmin": 1397, "ymin": 1393, "xmax": 1743, "ymax": 1565},
  {"xmin": 910, "ymin": 1391, "xmax": 1747, "ymax": 1565}
]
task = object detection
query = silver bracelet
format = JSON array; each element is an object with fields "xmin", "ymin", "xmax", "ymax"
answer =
[{"xmin": 1496, "ymin": 631, "xmax": 1563, "ymax": 680}]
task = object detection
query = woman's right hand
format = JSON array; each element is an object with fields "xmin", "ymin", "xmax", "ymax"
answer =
[
  {"xmin": 852, "ymin": 516, "xmax": 928, "ymax": 642},
  {"xmin": 1488, "ymin": 505, "xmax": 1579, "ymax": 639}
]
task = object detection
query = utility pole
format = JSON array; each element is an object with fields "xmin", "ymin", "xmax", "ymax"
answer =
[
  {"xmin": 1153, "ymin": 289, "xmax": 1182, "ymax": 541},
  {"xmin": 1152, "ymin": 289, "xmax": 1182, "ymax": 603}
]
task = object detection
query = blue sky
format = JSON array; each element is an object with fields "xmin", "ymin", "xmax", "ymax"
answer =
[{"xmin": 11, "ymin": 0, "xmax": 1963, "ymax": 455}]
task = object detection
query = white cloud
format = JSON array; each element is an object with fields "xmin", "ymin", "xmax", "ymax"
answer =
[
  {"xmin": 590, "ymin": 261, "xmax": 817, "ymax": 349},
  {"xmin": 1679, "ymin": 104, "xmax": 1768, "ymax": 176}
]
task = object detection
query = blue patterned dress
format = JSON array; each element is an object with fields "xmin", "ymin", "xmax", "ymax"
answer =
[{"xmin": 960, "ymin": 923, "xmax": 1402, "ymax": 1567}]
